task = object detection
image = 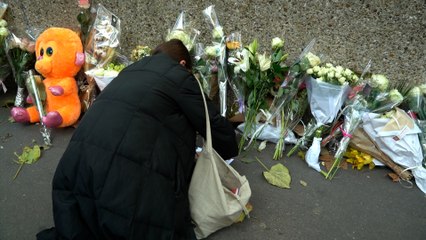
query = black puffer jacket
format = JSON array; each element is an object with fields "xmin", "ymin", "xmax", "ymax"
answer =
[{"xmin": 38, "ymin": 53, "xmax": 238, "ymax": 240}]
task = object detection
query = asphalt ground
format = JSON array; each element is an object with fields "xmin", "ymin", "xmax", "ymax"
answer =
[{"xmin": 1, "ymin": 93, "xmax": 425, "ymax": 240}]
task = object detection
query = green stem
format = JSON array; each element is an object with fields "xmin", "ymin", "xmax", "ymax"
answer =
[
  {"xmin": 287, "ymin": 140, "xmax": 301, "ymax": 157},
  {"xmin": 255, "ymin": 157, "xmax": 270, "ymax": 172},
  {"xmin": 13, "ymin": 163, "xmax": 24, "ymax": 180},
  {"xmin": 326, "ymin": 155, "xmax": 343, "ymax": 180}
]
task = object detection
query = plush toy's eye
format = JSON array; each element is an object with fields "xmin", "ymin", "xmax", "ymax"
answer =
[
  {"xmin": 40, "ymin": 48, "xmax": 44, "ymax": 56},
  {"xmin": 46, "ymin": 47, "xmax": 53, "ymax": 56}
]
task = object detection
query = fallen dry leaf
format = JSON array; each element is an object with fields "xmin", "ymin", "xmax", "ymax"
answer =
[
  {"xmin": 293, "ymin": 124, "xmax": 304, "ymax": 136},
  {"xmin": 388, "ymin": 173, "xmax": 400, "ymax": 182},
  {"xmin": 319, "ymin": 154, "xmax": 334, "ymax": 162}
]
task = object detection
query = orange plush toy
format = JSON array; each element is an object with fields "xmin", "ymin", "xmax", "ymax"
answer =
[{"xmin": 11, "ymin": 27, "xmax": 85, "ymax": 128}]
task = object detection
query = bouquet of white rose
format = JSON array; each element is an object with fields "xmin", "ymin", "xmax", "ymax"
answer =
[
  {"xmin": 326, "ymin": 70, "xmax": 405, "ymax": 179},
  {"xmin": 193, "ymin": 43, "xmax": 210, "ymax": 97},
  {"xmin": 202, "ymin": 5, "xmax": 228, "ymax": 116},
  {"xmin": 166, "ymin": 11, "xmax": 199, "ymax": 52},
  {"xmin": 288, "ymin": 62, "xmax": 357, "ymax": 173}
]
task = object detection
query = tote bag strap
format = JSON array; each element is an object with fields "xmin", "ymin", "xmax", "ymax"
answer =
[{"xmin": 194, "ymin": 78, "xmax": 213, "ymax": 151}]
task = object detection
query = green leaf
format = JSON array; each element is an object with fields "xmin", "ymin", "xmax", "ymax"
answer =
[
  {"xmin": 258, "ymin": 140, "xmax": 267, "ymax": 152},
  {"xmin": 15, "ymin": 145, "xmax": 41, "ymax": 164},
  {"xmin": 248, "ymin": 39, "xmax": 258, "ymax": 55},
  {"xmin": 13, "ymin": 145, "xmax": 42, "ymax": 180},
  {"xmin": 263, "ymin": 163, "xmax": 291, "ymax": 189}
]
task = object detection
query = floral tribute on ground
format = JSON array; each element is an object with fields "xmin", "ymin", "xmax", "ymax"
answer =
[{"xmin": 1, "ymin": 3, "xmax": 426, "ymax": 194}]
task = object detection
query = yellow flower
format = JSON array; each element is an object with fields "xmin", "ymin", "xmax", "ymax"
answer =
[{"xmin": 345, "ymin": 148, "xmax": 375, "ymax": 170}]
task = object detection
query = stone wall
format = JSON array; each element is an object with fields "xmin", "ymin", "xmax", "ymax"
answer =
[{"xmin": 3, "ymin": 0, "xmax": 425, "ymax": 84}]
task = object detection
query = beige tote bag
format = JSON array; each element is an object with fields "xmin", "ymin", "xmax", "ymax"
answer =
[{"xmin": 188, "ymin": 79, "xmax": 252, "ymax": 239}]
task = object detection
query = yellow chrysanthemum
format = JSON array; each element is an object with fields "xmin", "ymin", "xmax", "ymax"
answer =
[{"xmin": 344, "ymin": 148, "xmax": 375, "ymax": 170}]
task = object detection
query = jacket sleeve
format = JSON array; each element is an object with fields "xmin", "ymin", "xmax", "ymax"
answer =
[{"xmin": 177, "ymin": 75, "xmax": 238, "ymax": 160}]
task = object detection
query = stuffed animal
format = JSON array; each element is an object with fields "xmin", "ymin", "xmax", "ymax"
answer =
[{"xmin": 11, "ymin": 27, "xmax": 85, "ymax": 128}]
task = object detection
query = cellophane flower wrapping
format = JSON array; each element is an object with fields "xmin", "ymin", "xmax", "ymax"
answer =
[
  {"xmin": 296, "ymin": 76, "xmax": 350, "ymax": 172},
  {"xmin": 193, "ymin": 43, "xmax": 212, "ymax": 97},
  {"xmin": 226, "ymin": 32, "xmax": 246, "ymax": 117},
  {"xmin": 326, "ymin": 94, "xmax": 368, "ymax": 178},
  {"xmin": 0, "ymin": 16, "xmax": 10, "ymax": 93},
  {"xmin": 166, "ymin": 11, "xmax": 199, "ymax": 52},
  {"xmin": 24, "ymin": 70, "xmax": 51, "ymax": 145},
  {"xmin": 327, "ymin": 70, "xmax": 406, "ymax": 178},
  {"xmin": 84, "ymin": 3, "xmax": 121, "ymax": 71},
  {"xmin": 82, "ymin": 3, "xmax": 121, "ymax": 110},
  {"xmin": 203, "ymin": 5, "xmax": 227, "ymax": 116},
  {"xmin": 362, "ymin": 108, "xmax": 426, "ymax": 194},
  {"xmin": 362, "ymin": 74, "xmax": 404, "ymax": 113},
  {"xmin": 267, "ymin": 40, "xmax": 316, "ymax": 159},
  {"xmin": 0, "ymin": 2, "xmax": 7, "ymax": 19},
  {"xmin": 406, "ymin": 85, "xmax": 426, "ymax": 167},
  {"xmin": 299, "ymin": 76, "xmax": 350, "ymax": 143},
  {"xmin": 228, "ymin": 37, "xmax": 294, "ymax": 151},
  {"xmin": 5, "ymin": 32, "xmax": 36, "ymax": 107},
  {"xmin": 86, "ymin": 53, "xmax": 130, "ymax": 91}
]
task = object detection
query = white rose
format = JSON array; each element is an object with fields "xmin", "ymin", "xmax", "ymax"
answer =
[
  {"xmin": 389, "ymin": 89, "xmax": 404, "ymax": 103},
  {"xmin": 306, "ymin": 68, "xmax": 314, "ymax": 75},
  {"xmin": 419, "ymin": 84, "xmax": 426, "ymax": 95},
  {"xmin": 212, "ymin": 26, "xmax": 224, "ymax": 40},
  {"xmin": 344, "ymin": 68, "xmax": 353, "ymax": 77},
  {"xmin": 335, "ymin": 66, "xmax": 344, "ymax": 72},
  {"xmin": 338, "ymin": 77, "xmax": 346, "ymax": 84},
  {"xmin": 370, "ymin": 74, "xmax": 389, "ymax": 91},
  {"xmin": 313, "ymin": 66, "xmax": 321, "ymax": 72},
  {"xmin": 0, "ymin": 27, "xmax": 8, "ymax": 37},
  {"xmin": 0, "ymin": 19, "xmax": 7, "ymax": 27},
  {"xmin": 306, "ymin": 52, "xmax": 321, "ymax": 67},
  {"xmin": 327, "ymin": 72, "xmax": 335, "ymax": 79},
  {"xmin": 352, "ymin": 75, "xmax": 359, "ymax": 82},
  {"xmin": 318, "ymin": 68, "xmax": 327, "ymax": 77},
  {"xmin": 166, "ymin": 30, "xmax": 192, "ymax": 50},
  {"xmin": 408, "ymin": 86, "xmax": 421, "ymax": 97},
  {"xmin": 205, "ymin": 45, "xmax": 218, "ymax": 58},
  {"xmin": 271, "ymin": 37, "xmax": 284, "ymax": 50}
]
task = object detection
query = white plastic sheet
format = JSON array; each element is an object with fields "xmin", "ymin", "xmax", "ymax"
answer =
[{"xmin": 237, "ymin": 123, "xmax": 297, "ymax": 144}]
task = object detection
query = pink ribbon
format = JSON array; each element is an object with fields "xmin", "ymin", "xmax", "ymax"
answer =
[{"xmin": 339, "ymin": 126, "xmax": 352, "ymax": 138}]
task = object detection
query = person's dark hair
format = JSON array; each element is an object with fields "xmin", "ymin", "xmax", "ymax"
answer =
[{"xmin": 152, "ymin": 39, "xmax": 193, "ymax": 70}]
